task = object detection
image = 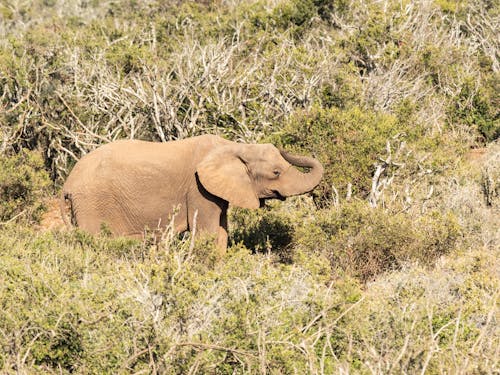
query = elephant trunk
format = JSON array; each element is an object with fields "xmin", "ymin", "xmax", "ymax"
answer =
[{"xmin": 279, "ymin": 150, "xmax": 324, "ymax": 196}]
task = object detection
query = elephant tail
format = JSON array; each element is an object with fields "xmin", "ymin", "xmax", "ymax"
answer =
[{"xmin": 59, "ymin": 191, "xmax": 75, "ymax": 228}]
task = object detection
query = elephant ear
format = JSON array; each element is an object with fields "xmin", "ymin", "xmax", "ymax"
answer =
[{"xmin": 197, "ymin": 146, "xmax": 259, "ymax": 209}]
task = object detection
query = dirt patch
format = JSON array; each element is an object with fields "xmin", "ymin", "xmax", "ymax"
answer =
[
  {"xmin": 465, "ymin": 147, "xmax": 488, "ymax": 163},
  {"xmin": 37, "ymin": 197, "xmax": 66, "ymax": 232}
]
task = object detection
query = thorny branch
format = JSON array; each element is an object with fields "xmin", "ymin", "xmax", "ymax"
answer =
[{"xmin": 369, "ymin": 135, "xmax": 406, "ymax": 208}]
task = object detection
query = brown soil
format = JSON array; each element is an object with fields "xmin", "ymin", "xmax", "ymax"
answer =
[
  {"xmin": 37, "ymin": 197, "xmax": 66, "ymax": 232},
  {"xmin": 465, "ymin": 147, "xmax": 487, "ymax": 162}
]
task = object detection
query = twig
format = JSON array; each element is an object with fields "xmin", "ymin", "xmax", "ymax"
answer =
[
  {"xmin": 56, "ymin": 91, "xmax": 111, "ymax": 143},
  {"xmin": 175, "ymin": 342, "xmax": 258, "ymax": 358},
  {"xmin": 0, "ymin": 209, "xmax": 27, "ymax": 226}
]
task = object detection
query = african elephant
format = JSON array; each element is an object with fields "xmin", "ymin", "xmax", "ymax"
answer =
[{"xmin": 61, "ymin": 135, "xmax": 323, "ymax": 249}]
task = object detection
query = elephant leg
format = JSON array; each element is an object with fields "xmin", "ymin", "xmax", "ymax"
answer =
[
  {"xmin": 190, "ymin": 175, "xmax": 229, "ymax": 254},
  {"xmin": 188, "ymin": 200, "xmax": 229, "ymax": 254},
  {"xmin": 189, "ymin": 206, "xmax": 228, "ymax": 252},
  {"xmin": 216, "ymin": 209, "xmax": 228, "ymax": 253}
]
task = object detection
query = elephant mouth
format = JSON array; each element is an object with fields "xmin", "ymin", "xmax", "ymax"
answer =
[
  {"xmin": 273, "ymin": 190, "xmax": 287, "ymax": 201},
  {"xmin": 259, "ymin": 191, "xmax": 286, "ymax": 207}
]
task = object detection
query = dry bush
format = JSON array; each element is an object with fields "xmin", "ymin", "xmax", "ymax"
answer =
[
  {"xmin": 1, "ymin": 0, "xmax": 497, "ymax": 189},
  {"xmin": 0, "ymin": 150, "xmax": 51, "ymax": 224},
  {"xmin": 355, "ymin": 245, "xmax": 499, "ymax": 374},
  {"xmin": 2, "ymin": 9, "xmax": 346, "ymax": 181},
  {"xmin": 0, "ymin": 220, "xmax": 497, "ymax": 373},
  {"xmin": 481, "ymin": 142, "xmax": 500, "ymax": 207}
]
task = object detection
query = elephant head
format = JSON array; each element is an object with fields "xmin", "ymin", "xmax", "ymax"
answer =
[{"xmin": 196, "ymin": 143, "xmax": 323, "ymax": 208}]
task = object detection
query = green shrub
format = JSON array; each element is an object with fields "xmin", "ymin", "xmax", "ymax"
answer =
[
  {"xmin": 271, "ymin": 106, "xmax": 404, "ymax": 206},
  {"xmin": 295, "ymin": 202, "xmax": 461, "ymax": 281},
  {"xmin": 230, "ymin": 198, "xmax": 461, "ymax": 283},
  {"xmin": 343, "ymin": 2, "xmax": 400, "ymax": 72},
  {"xmin": 318, "ymin": 64, "xmax": 362, "ymax": 109},
  {"xmin": 0, "ymin": 224, "xmax": 495, "ymax": 373},
  {"xmin": 0, "ymin": 150, "xmax": 51, "ymax": 223},
  {"xmin": 31, "ymin": 315, "xmax": 84, "ymax": 372},
  {"xmin": 448, "ymin": 78, "xmax": 499, "ymax": 143},
  {"xmin": 230, "ymin": 205, "xmax": 295, "ymax": 262},
  {"xmin": 271, "ymin": 0, "xmax": 317, "ymax": 30},
  {"xmin": 436, "ymin": 0, "xmax": 468, "ymax": 15},
  {"xmin": 241, "ymin": 0, "xmax": 320, "ymax": 37},
  {"xmin": 313, "ymin": 0, "xmax": 350, "ymax": 21}
]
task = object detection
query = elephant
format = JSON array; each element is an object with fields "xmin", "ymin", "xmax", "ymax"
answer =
[{"xmin": 61, "ymin": 135, "xmax": 323, "ymax": 250}]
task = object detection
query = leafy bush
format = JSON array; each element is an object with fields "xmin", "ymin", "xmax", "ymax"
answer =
[
  {"xmin": 1, "ymin": 0, "xmax": 497, "ymax": 185},
  {"xmin": 271, "ymin": 106, "xmax": 405, "ymax": 205},
  {"xmin": 347, "ymin": 5, "xmax": 396, "ymax": 73},
  {"xmin": 295, "ymin": 202, "xmax": 461, "ymax": 281},
  {"xmin": 0, "ymin": 224, "xmax": 496, "ymax": 373},
  {"xmin": 0, "ymin": 226, "xmax": 348, "ymax": 372},
  {"xmin": 229, "ymin": 197, "xmax": 461, "ymax": 282},
  {"xmin": 271, "ymin": 0, "xmax": 317, "ymax": 30},
  {"xmin": 0, "ymin": 150, "xmax": 51, "ymax": 223},
  {"xmin": 230, "ymin": 204, "xmax": 295, "ymax": 262},
  {"xmin": 345, "ymin": 246, "xmax": 499, "ymax": 373},
  {"xmin": 449, "ymin": 78, "xmax": 500, "ymax": 143}
]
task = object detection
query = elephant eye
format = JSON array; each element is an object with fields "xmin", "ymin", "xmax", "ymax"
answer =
[{"xmin": 273, "ymin": 170, "xmax": 281, "ymax": 177}]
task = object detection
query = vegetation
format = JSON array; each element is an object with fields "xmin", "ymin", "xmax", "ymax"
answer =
[
  {"xmin": 0, "ymin": 0, "xmax": 498, "ymax": 373},
  {"xmin": 0, "ymin": 150, "xmax": 51, "ymax": 223}
]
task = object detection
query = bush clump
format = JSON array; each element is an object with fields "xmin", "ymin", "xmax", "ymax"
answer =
[
  {"xmin": 295, "ymin": 201, "xmax": 461, "ymax": 281},
  {"xmin": 272, "ymin": 106, "xmax": 405, "ymax": 205},
  {"xmin": 230, "ymin": 204, "xmax": 295, "ymax": 262},
  {"xmin": 481, "ymin": 144, "xmax": 500, "ymax": 207},
  {"xmin": 0, "ymin": 225, "xmax": 496, "ymax": 373},
  {"xmin": 229, "ymin": 198, "xmax": 461, "ymax": 283},
  {"xmin": 449, "ymin": 78, "xmax": 500, "ymax": 143},
  {"xmin": 0, "ymin": 150, "xmax": 51, "ymax": 223}
]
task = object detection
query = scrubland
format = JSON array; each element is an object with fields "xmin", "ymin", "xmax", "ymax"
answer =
[{"xmin": 0, "ymin": 0, "xmax": 498, "ymax": 373}]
